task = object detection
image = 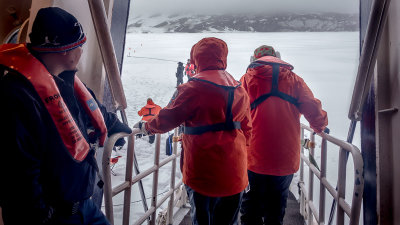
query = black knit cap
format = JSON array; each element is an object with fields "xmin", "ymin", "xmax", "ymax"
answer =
[{"xmin": 29, "ymin": 7, "xmax": 86, "ymax": 53}]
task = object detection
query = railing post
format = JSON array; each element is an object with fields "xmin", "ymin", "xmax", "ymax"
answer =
[
  {"xmin": 150, "ymin": 134, "xmax": 161, "ymax": 225},
  {"xmin": 122, "ymin": 134, "xmax": 135, "ymax": 225},
  {"xmin": 308, "ymin": 133, "xmax": 315, "ymax": 225},
  {"xmin": 167, "ymin": 128, "xmax": 179, "ymax": 225},
  {"xmin": 319, "ymin": 137, "xmax": 327, "ymax": 224},
  {"xmin": 299, "ymin": 128, "xmax": 306, "ymax": 218},
  {"xmin": 337, "ymin": 148, "xmax": 347, "ymax": 225}
]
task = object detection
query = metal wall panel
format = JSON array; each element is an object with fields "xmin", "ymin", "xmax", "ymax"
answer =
[
  {"xmin": 375, "ymin": 0, "xmax": 400, "ymax": 224},
  {"xmin": 359, "ymin": 0, "xmax": 377, "ymax": 224}
]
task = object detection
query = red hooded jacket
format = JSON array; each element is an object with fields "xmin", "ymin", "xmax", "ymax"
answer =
[
  {"xmin": 138, "ymin": 98, "xmax": 162, "ymax": 121},
  {"xmin": 240, "ymin": 56, "xmax": 328, "ymax": 176},
  {"xmin": 146, "ymin": 38, "xmax": 252, "ymax": 197}
]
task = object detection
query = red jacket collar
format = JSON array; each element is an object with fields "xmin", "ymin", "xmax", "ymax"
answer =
[{"xmin": 255, "ymin": 56, "xmax": 294, "ymax": 70}]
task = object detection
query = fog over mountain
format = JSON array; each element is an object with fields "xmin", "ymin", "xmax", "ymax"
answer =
[
  {"xmin": 128, "ymin": 13, "xmax": 359, "ymax": 33},
  {"xmin": 130, "ymin": 0, "xmax": 358, "ymax": 16}
]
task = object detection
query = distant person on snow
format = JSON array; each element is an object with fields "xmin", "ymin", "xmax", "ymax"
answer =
[
  {"xmin": 137, "ymin": 98, "xmax": 162, "ymax": 143},
  {"xmin": 239, "ymin": 45, "xmax": 328, "ymax": 225},
  {"xmin": 0, "ymin": 7, "xmax": 131, "ymax": 225},
  {"xmin": 138, "ymin": 37, "xmax": 252, "ymax": 225},
  {"xmin": 176, "ymin": 61, "xmax": 184, "ymax": 86},
  {"xmin": 185, "ymin": 58, "xmax": 195, "ymax": 79}
]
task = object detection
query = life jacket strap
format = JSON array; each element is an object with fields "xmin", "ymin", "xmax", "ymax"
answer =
[
  {"xmin": 250, "ymin": 62, "xmax": 299, "ymax": 110},
  {"xmin": 184, "ymin": 78, "xmax": 241, "ymax": 135},
  {"xmin": 184, "ymin": 121, "xmax": 241, "ymax": 135},
  {"xmin": 144, "ymin": 108, "xmax": 155, "ymax": 117}
]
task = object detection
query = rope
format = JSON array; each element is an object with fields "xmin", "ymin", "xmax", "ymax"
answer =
[{"xmin": 128, "ymin": 55, "xmax": 180, "ymax": 63}]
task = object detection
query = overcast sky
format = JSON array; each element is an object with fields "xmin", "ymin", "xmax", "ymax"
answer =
[{"xmin": 131, "ymin": 0, "xmax": 359, "ymax": 16}]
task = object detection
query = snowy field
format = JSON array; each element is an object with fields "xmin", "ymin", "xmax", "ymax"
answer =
[{"xmin": 108, "ymin": 32, "xmax": 360, "ymax": 224}]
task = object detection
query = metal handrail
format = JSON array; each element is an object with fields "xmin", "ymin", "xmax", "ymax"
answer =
[
  {"xmin": 103, "ymin": 128, "xmax": 184, "ymax": 225},
  {"xmin": 299, "ymin": 124, "xmax": 364, "ymax": 225},
  {"xmin": 348, "ymin": 0, "xmax": 392, "ymax": 120}
]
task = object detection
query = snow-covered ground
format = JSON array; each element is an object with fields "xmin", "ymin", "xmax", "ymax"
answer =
[{"xmin": 107, "ymin": 32, "xmax": 359, "ymax": 224}]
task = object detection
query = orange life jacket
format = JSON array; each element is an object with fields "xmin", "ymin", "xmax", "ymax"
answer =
[
  {"xmin": 185, "ymin": 63, "xmax": 195, "ymax": 77},
  {"xmin": 138, "ymin": 98, "xmax": 161, "ymax": 121},
  {"xmin": 0, "ymin": 44, "xmax": 107, "ymax": 161}
]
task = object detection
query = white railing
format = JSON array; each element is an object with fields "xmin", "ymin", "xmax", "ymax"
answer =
[
  {"xmin": 299, "ymin": 124, "xmax": 364, "ymax": 225},
  {"xmin": 102, "ymin": 124, "xmax": 364, "ymax": 225},
  {"xmin": 103, "ymin": 128, "xmax": 185, "ymax": 225}
]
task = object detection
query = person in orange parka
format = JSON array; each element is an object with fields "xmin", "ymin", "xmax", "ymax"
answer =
[
  {"xmin": 139, "ymin": 37, "xmax": 252, "ymax": 225},
  {"xmin": 239, "ymin": 45, "xmax": 328, "ymax": 225},
  {"xmin": 184, "ymin": 58, "xmax": 195, "ymax": 79},
  {"xmin": 137, "ymin": 98, "xmax": 161, "ymax": 143}
]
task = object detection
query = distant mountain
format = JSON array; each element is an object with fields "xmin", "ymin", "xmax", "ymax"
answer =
[{"xmin": 128, "ymin": 13, "xmax": 359, "ymax": 33}]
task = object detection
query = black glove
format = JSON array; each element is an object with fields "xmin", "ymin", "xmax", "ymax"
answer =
[
  {"xmin": 108, "ymin": 119, "xmax": 132, "ymax": 148},
  {"xmin": 139, "ymin": 121, "xmax": 151, "ymax": 135},
  {"xmin": 114, "ymin": 137, "xmax": 126, "ymax": 147},
  {"xmin": 324, "ymin": 127, "xmax": 330, "ymax": 134}
]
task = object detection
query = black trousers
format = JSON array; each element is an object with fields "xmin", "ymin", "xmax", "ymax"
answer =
[
  {"xmin": 185, "ymin": 185, "xmax": 242, "ymax": 225},
  {"xmin": 3, "ymin": 198, "xmax": 110, "ymax": 225},
  {"xmin": 240, "ymin": 170, "xmax": 293, "ymax": 225},
  {"xmin": 177, "ymin": 78, "xmax": 183, "ymax": 86},
  {"xmin": 149, "ymin": 134, "xmax": 155, "ymax": 144},
  {"xmin": 52, "ymin": 199, "xmax": 110, "ymax": 225}
]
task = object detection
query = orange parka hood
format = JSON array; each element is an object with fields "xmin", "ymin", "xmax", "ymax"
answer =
[
  {"xmin": 190, "ymin": 37, "xmax": 227, "ymax": 73},
  {"xmin": 147, "ymin": 98, "xmax": 154, "ymax": 105}
]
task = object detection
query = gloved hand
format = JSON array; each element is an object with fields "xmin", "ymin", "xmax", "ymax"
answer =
[
  {"xmin": 138, "ymin": 121, "xmax": 151, "ymax": 135},
  {"xmin": 108, "ymin": 119, "xmax": 132, "ymax": 148},
  {"xmin": 114, "ymin": 137, "xmax": 126, "ymax": 148}
]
